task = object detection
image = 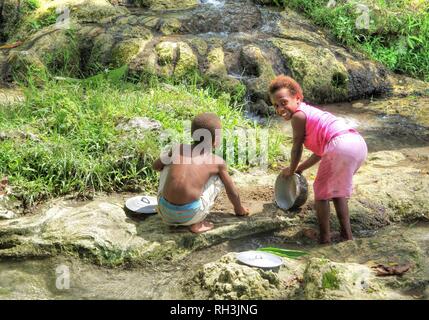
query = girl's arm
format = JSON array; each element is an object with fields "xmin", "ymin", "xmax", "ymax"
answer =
[
  {"xmin": 288, "ymin": 111, "xmax": 306, "ymax": 173},
  {"xmin": 296, "ymin": 153, "xmax": 321, "ymax": 173}
]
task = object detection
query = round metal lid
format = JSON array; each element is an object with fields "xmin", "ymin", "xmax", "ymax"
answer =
[
  {"xmin": 274, "ymin": 174, "xmax": 300, "ymax": 210},
  {"xmin": 125, "ymin": 195, "xmax": 158, "ymax": 214},
  {"xmin": 236, "ymin": 251, "xmax": 283, "ymax": 268}
]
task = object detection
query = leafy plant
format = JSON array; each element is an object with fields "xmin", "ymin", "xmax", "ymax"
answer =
[{"xmin": 257, "ymin": 247, "xmax": 308, "ymax": 259}]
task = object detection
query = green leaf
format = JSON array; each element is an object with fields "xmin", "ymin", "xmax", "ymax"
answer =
[{"xmin": 257, "ymin": 247, "xmax": 308, "ymax": 259}]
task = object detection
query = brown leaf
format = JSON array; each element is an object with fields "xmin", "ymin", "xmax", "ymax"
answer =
[
  {"xmin": 302, "ymin": 228, "xmax": 318, "ymax": 241},
  {"xmin": 0, "ymin": 41, "xmax": 23, "ymax": 49},
  {"xmin": 373, "ymin": 263, "xmax": 412, "ymax": 276}
]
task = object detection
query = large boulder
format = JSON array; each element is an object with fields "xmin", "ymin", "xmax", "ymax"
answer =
[
  {"xmin": 192, "ymin": 253, "xmax": 287, "ymax": 299},
  {"xmin": 0, "ymin": 196, "xmax": 294, "ymax": 265},
  {"xmin": 2, "ymin": 0, "xmax": 425, "ymax": 108},
  {"xmin": 137, "ymin": 0, "xmax": 198, "ymax": 10}
]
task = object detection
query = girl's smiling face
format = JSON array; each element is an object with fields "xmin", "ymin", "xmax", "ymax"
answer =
[{"xmin": 271, "ymin": 88, "xmax": 301, "ymax": 121}]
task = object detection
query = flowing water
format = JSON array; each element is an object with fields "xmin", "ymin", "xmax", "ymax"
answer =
[{"xmin": 0, "ymin": 222, "xmax": 427, "ymax": 299}]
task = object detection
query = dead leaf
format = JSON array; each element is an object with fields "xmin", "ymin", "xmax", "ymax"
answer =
[
  {"xmin": 0, "ymin": 41, "xmax": 23, "ymax": 49},
  {"xmin": 302, "ymin": 228, "xmax": 318, "ymax": 241},
  {"xmin": 0, "ymin": 176, "xmax": 8, "ymax": 192},
  {"xmin": 372, "ymin": 263, "xmax": 412, "ymax": 276}
]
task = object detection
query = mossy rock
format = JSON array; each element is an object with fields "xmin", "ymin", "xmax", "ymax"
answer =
[
  {"xmin": 159, "ymin": 18, "xmax": 182, "ymax": 36},
  {"xmin": 6, "ymin": 50, "xmax": 49, "ymax": 85},
  {"xmin": 111, "ymin": 38, "xmax": 148, "ymax": 67},
  {"xmin": 302, "ymin": 258, "xmax": 383, "ymax": 299},
  {"xmin": 136, "ymin": 0, "xmax": 198, "ymax": 10},
  {"xmin": 240, "ymin": 44, "xmax": 276, "ymax": 102},
  {"xmin": 271, "ymin": 38, "xmax": 349, "ymax": 103},
  {"xmin": 194, "ymin": 253, "xmax": 284, "ymax": 299}
]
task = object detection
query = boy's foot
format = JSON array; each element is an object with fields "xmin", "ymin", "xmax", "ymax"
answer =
[{"xmin": 190, "ymin": 221, "xmax": 214, "ymax": 233}]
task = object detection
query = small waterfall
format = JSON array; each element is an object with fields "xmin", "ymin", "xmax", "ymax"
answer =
[{"xmin": 200, "ymin": 0, "xmax": 226, "ymax": 8}]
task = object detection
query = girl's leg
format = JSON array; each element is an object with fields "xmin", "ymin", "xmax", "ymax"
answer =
[
  {"xmin": 333, "ymin": 197, "xmax": 353, "ymax": 241},
  {"xmin": 315, "ymin": 200, "xmax": 331, "ymax": 244}
]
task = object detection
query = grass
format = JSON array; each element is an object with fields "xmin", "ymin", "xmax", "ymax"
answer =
[
  {"xmin": 273, "ymin": 0, "xmax": 429, "ymax": 81},
  {"xmin": 0, "ymin": 67, "xmax": 287, "ymax": 208},
  {"xmin": 0, "ymin": 0, "xmax": 58, "ymax": 42}
]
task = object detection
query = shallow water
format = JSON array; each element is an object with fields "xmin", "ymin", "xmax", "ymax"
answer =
[
  {"xmin": 0, "ymin": 222, "xmax": 427, "ymax": 299},
  {"xmin": 273, "ymin": 99, "xmax": 429, "ymax": 156}
]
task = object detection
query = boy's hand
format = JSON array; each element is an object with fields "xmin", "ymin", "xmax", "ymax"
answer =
[{"xmin": 235, "ymin": 206, "xmax": 250, "ymax": 216}]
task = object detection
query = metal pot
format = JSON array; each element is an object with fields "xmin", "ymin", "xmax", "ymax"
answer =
[{"xmin": 274, "ymin": 173, "xmax": 308, "ymax": 211}]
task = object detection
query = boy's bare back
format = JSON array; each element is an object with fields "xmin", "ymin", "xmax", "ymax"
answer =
[
  {"xmin": 162, "ymin": 144, "xmax": 222, "ymax": 205},
  {"xmin": 153, "ymin": 144, "xmax": 248, "ymax": 216}
]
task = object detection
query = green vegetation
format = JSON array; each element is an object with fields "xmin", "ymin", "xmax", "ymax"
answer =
[
  {"xmin": 274, "ymin": 0, "xmax": 429, "ymax": 81},
  {"xmin": 24, "ymin": 7, "xmax": 59, "ymax": 35},
  {"xmin": 0, "ymin": 0, "xmax": 58, "ymax": 42},
  {"xmin": 0, "ymin": 67, "xmax": 286, "ymax": 208},
  {"xmin": 321, "ymin": 268, "xmax": 341, "ymax": 290},
  {"xmin": 257, "ymin": 247, "xmax": 308, "ymax": 259}
]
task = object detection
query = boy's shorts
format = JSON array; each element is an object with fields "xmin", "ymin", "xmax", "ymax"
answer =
[{"xmin": 157, "ymin": 166, "xmax": 223, "ymax": 226}]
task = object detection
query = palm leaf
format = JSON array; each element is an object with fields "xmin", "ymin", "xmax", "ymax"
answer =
[{"xmin": 257, "ymin": 247, "xmax": 308, "ymax": 259}]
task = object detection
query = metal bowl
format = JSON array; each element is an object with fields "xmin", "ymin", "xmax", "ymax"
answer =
[{"xmin": 274, "ymin": 173, "xmax": 308, "ymax": 211}]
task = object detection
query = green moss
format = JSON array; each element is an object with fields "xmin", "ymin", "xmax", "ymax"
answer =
[
  {"xmin": 322, "ymin": 268, "xmax": 340, "ymax": 290},
  {"xmin": 274, "ymin": 0, "xmax": 429, "ymax": 81}
]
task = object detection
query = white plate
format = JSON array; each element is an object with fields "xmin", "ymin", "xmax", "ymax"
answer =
[
  {"xmin": 236, "ymin": 251, "xmax": 283, "ymax": 268},
  {"xmin": 125, "ymin": 195, "xmax": 158, "ymax": 214}
]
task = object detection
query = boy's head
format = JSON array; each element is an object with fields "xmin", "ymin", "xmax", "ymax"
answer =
[{"xmin": 191, "ymin": 112, "xmax": 222, "ymax": 147}]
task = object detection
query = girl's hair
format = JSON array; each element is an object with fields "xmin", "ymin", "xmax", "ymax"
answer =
[{"xmin": 268, "ymin": 75, "xmax": 304, "ymax": 100}]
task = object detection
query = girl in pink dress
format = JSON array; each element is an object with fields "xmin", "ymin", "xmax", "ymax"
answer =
[{"xmin": 269, "ymin": 75, "xmax": 367, "ymax": 244}]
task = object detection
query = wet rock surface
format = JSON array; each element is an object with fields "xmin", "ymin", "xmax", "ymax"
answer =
[
  {"xmin": 0, "ymin": 194, "xmax": 294, "ymax": 264},
  {"xmin": 2, "ymin": 0, "xmax": 427, "ymax": 112}
]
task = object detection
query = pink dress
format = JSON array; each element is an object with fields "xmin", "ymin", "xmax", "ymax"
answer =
[{"xmin": 296, "ymin": 103, "xmax": 367, "ymax": 200}]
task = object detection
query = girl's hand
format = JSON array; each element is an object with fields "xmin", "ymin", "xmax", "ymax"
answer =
[
  {"xmin": 281, "ymin": 167, "xmax": 294, "ymax": 178},
  {"xmin": 296, "ymin": 165, "xmax": 304, "ymax": 174}
]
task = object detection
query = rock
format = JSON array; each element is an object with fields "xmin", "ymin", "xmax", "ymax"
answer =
[
  {"xmin": 204, "ymin": 46, "xmax": 241, "ymax": 94},
  {"xmin": 248, "ymin": 99, "xmax": 275, "ymax": 116},
  {"xmin": 0, "ymin": 210, "xmax": 17, "ymax": 220},
  {"xmin": 115, "ymin": 117, "xmax": 162, "ymax": 131},
  {"xmin": 0, "ymin": 196, "xmax": 294, "ymax": 265},
  {"xmin": 159, "ymin": 18, "xmax": 182, "ymax": 35},
  {"xmin": 181, "ymin": 1, "xmax": 261, "ymax": 34},
  {"xmin": 155, "ymin": 41, "xmax": 198, "ymax": 77},
  {"xmin": 0, "ymin": 268, "xmax": 53, "ymax": 299},
  {"xmin": 194, "ymin": 253, "xmax": 285, "ymax": 299},
  {"xmin": 1, "ymin": 0, "xmax": 419, "ymax": 109},
  {"xmin": 240, "ymin": 45, "xmax": 276, "ymax": 102},
  {"xmin": 138, "ymin": 0, "xmax": 199, "ymax": 10},
  {"xmin": 6, "ymin": 50, "xmax": 48, "ymax": 84},
  {"xmin": 66, "ymin": 0, "xmax": 129, "ymax": 22},
  {"xmin": 271, "ymin": 39, "xmax": 349, "ymax": 103},
  {"xmin": 175, "ymin": 42, "xmax": 198, "ymax": 76},
  {"xmin": 111, "ymin": 38, "xmax": 149, "ymax": 67},
  {"xmin": 302, "ymin": 258, "xmax": 383, "ymax": 299}
]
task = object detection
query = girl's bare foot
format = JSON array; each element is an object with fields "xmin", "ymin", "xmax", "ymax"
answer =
[{"xmin": 189, "ymin": 221, "xmax": 214, "ymax": 233}]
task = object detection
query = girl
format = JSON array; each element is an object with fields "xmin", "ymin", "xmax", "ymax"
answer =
[{"xmin": 269, "ymin": 75, "xmax": 367, "ymax": 244}]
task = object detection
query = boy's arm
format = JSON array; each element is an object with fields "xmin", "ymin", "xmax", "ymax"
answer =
[
  {"xmin": 152, "ymin": 144, "xmax": 180, "ymax": 172},
  {"xmin": 152, "ymin": 158, "xmax": 165, "ymax": 171},
  {"xmin": 218, "ymin": 162, "xmax": 249, "ymax": 216}
]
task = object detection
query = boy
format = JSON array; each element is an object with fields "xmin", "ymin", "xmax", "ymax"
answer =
[{"xmin": 153, "ymin": 112, "xmax": 249, "ymax": 233}]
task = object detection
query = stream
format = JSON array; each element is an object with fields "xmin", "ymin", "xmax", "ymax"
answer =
[{"xmin": 0, "ymin": 97, "xmax": 428, "ymax": 300}]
